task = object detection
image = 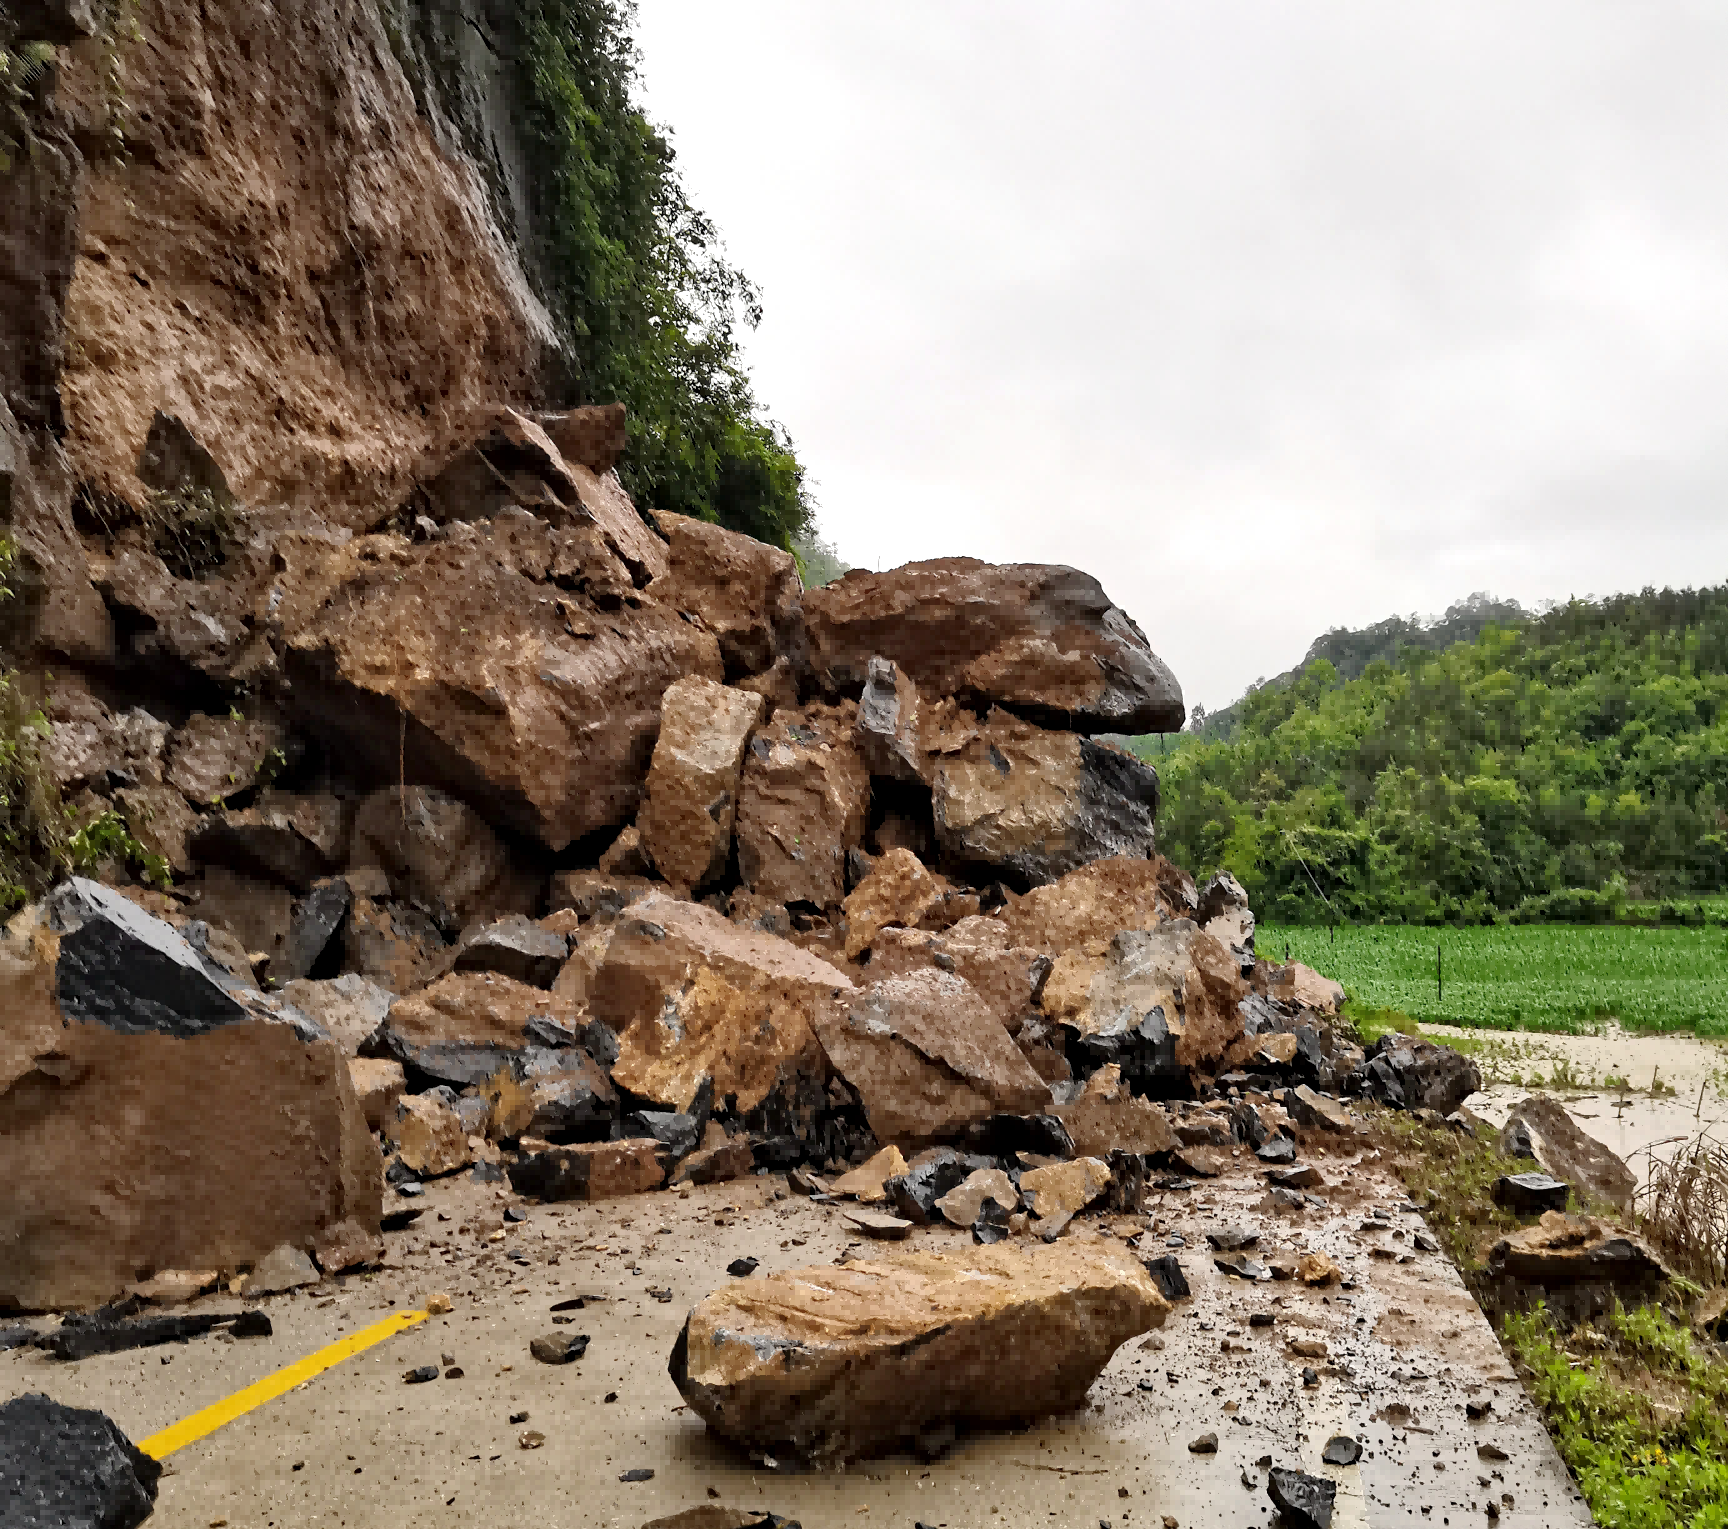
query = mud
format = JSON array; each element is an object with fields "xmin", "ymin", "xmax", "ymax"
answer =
[{"xmin": 1, "ymin": 1147, "xmax": 1589, "ymax": 1528}]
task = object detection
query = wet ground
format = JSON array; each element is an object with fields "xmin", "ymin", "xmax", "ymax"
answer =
[
  {"xmin": 2, "ymin": 1137, "xmax": 1592, "ymax": 1529},
  {"xmin": 1425, "ymin": 1022, "xmax": 1728, "ymax": 1182}
]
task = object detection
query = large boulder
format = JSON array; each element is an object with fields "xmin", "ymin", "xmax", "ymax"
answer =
[
  {"xmin": 647, "ymin": 511, "xmax": 802, "ymax": 678},
  {"xmin": 840, "ymin": 846, "xmax": 947, "ymax": 960},
  {"xmin": 349, "ymin": 785, "xmax": 530, "ymax": 927},
  {"xmin": 0, "ymin": 881, "xmax": 380, "ymax": 1310},
  {"xmin": 1052, "ymin": 1062, "xmax": 1176, "ymax": 1157},
  {"xmin": 800, "ymin": 558, "xmax": 1184, "ymax": 733},
  {"xmin": 189, "ymin": 792, "xmax": 351, "ymax": 893},
  {"xmin": 637, "ymin": 677, "xmax": 764, "ymax": 891},
  {"xmin": 932, "ymin": 714, "xmax": 1161, "ymax": 889},
  {"xmin": 165, "ymin": 711, "xmax": 288, "ymax": 807},
  {"xmin": 862, "ymin": 925, "xmax": 1050, "ymax": 1037},
  {"xmin": 1486, "ymin": 1211, "xmax": 1669, "ymax": 1321},
  {"xmin": 1352, "ymin": 1034, "xmax": 1481, "ymax": 1115},
  {"xmin": 0, "ymin": 1393, "xmax": 161, "ymax": 1529},
  {"xmin": 594, "ymin": 894, "xmax": 852, "ymax": 1117},
  {"xmin": 734, "ymin": 703, "xmax": 869, "ymax": 908},
  {"xmin": 364, "ymin": 971, "xmax": 584, "ymax": 1088},
  {"xmin": 278, "ymin": 972, "xmax": 395, "ymax": 1055},
  {"xmin": 1197, "ymin": 871, "xmax": 1254, "ymax": 974},
  {"xmin": 279, "ymin": 523, "xmax": 720, "ymax": 850},
  {"xmin": 1499, "ymin": 1095, "xmax": 1636, "ymax": 1214},
  {"xmin": 1041, "ymin": 922, "xmax": 1247, "ymax": 1088},
  {"xmin": 999, "ymin": 855, "xmax": 1198, "ymax": 956},
  {"xmin": 670, "ymin": 1240, "xmax": 1167, "ymax": 1464},
  {"xmin": 813, "ymin": 969, "xmax": 1052, "ymax": 1145},
  {"xmin": 855, "ymin": 656, "xmax": 927, "ymax": 783}
]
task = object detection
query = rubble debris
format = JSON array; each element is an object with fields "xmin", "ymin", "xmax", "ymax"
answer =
[
  {"xmin": 1019, "ymin": 1157, "xmax": 1113, "ymax": 1239},
  {"xmin": 669, "ymin": 1241, "xmax": 1167, "ymax": 1464},
  {"xmin": 0, "ymin": 1394, "xmax": 161, "ymax": 1529},
  {"xmin": 647, "ymin": 510, "xmax": 801, "ymax": 677},
  {"xmin": 1268, "ymin": 1465, "xmax": 1336, "ymax": 1529},
  {"xmin": 842, "ymin": 1209, "xmax": 915, "ymax": 1240},
  {"xmin": 830, "ymin": 1146, "xmax": 908, "ymax": 1202},
  {"xmin": 727, "ymin": 1258, "xmax": 760, "ymax": 1278},
  {"xmin": 1286, "ymin": 1085, "xmax": 1356, "ymax": 1134},
  {"xmin": 1498, "ymin": 1094, "xmax": 1636, "ymax": 1213},
  {"xmin": 365, "ymin": 971, "xmax": 584, "ymax": 1089},
  {"xmin": 1053, "ymin": 1063, "xmax": 1175, "ymax": 1156},
  {"xmin": 1298, "ymin": 1252, "xmax": 1342, "ymax": 1287},
  {"xmin": 1493, "ymin": 1172, "xmax": 1571, "ymax": 1215}
]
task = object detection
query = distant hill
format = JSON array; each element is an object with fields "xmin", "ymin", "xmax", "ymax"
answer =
[{"xmin": 1196, "ymin": 592, "xmax": 1528, "ymax": 740}]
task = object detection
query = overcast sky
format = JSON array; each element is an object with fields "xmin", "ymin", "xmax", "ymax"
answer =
[{"xmin": 632, "ymin": 2, "xmax": 1728, "ymax": 717}]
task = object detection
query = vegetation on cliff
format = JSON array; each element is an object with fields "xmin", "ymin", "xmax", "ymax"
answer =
[
  {"xmin": 518, "ymin": 0, "xmax": 811, "ymax": 548},
  {"xmin": 1148, "ymin": 584, "xmax": 1728, "ymax": 923}
]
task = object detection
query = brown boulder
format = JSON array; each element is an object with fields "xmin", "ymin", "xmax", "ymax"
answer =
[
  {"xmin": 0, "ymin": 881, "xmax": 380, "ymax": 1311},
  {"xmin": 1052, "ymin": 1064, "xmax": 1176, "ymax": 1157},
  {"xmin": 1000, "ymin": 855, "xmax": 1197, "ymax": 956},
  {"xmin": 281, "ymin": 973, "xmax": 396, "ymax": 1055},
  {"xmin": 812, "ymin": 969, "xmax": 1051, "ymax": 1145},
  {"xmin": 508, "ymin": 1138, "xmax": 665, "ymax": 1201},
  {"xmin": 339, "ymin": 897, "xmax": 447, "ymax": 995},
  {"xmin": 670, "ymin": 1240, "xmax": 1167, "ymax": 1464},
  {"xmin": 841, "ymin": 847, "xmax": 946, "ymax": 961},
  {"xmin": 595, "ymin": 894, "xmax": 852, "ymax": 1115},
  {"xmin": 366, "ymin": 971, "xmax": 584, "ymax": 1088},
  {"xmin": 1498, "ymin": 1095, "xmax": 1636, "ymax": 1214},
  {"xmin": 647, "ymin": 511, "xmax": 802, "ymax": 677},
  {"xmin": 637, "ymin": 677, "xmax": 764, "ymax": 891},
  {"xmin": 533, "ymin": 402, "xmax": 628, "ymax": 476},
  {"xmin": 280, "ymin": 526, "xmax": 718, "ymax": 850},
  {"xmin": 863, "ymin": 925, "xmax": 1050, "ymax": 1037},
  {"xmin": 190, "ymin": 792, "xmax": 350, "ymax": 892},
  {"xmin": 349, "ymin": 785, "xmax": 529, "ymax": 927},
  {"xmin": 831, "ymin": 1145, "xmax": 909, "ymax": 1203},
  {"xmin": 1255, "ymin": 961, "xmax": 1345, "ymax": 1015},
  {"xmin": 800, "ymin": 558, "xmax": 1183, "ymax": 732},
  {"xmin": 390, "ymin": 1091, "xmax": 470, "ymax": 1177},
  {"xmin": 936, "ymin": 1168, "xmax": 1018, "ymax": 1229},
  {"xmin": 165, "ymin": 711, "xmax": 287, "ymax": 806},
  {"xmin": 932, "ymin": 713, "xmax": 1162, "ymax": 888},
  {"xmin": 1018, "ymin": 1157, "xmax": 1115, "ymax": 1236},
  {"xmin": 347, "ymin": 1057, "xmax": 407, "ymax": 1132},
  {"xmin": 734, "ymin": 703, "xmax": 869, "ymax": 908},
  {"xmin": 114, "ymin": 781, "xmax": 199, "ymax": 877}
]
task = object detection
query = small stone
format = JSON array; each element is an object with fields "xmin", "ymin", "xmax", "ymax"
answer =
[
  {"xmin": 1163, "ymin": 1519, "xmax": 1179, "ymax": 1529},
  {"xmin": 1467, "ymin": 1398, "xmax": 1494, "ymax": 1421},
  {"xmin": 1206, "ymin": 1227, "xmax": 1258, "ymax": 1252},
  {"xmin": 1254, "ymin": 1136, "xmax": 1296, "ymax": 1164},
  {"xmin": 1188, "ymin": 1432, "xmax": 1218, "ymax": 1454},
  {"xmin": 1140, "ymin": 1254, "xmax": 1189, "ymax": 1302},
  {"xmin": 424, "ymin": 1293, "xmax": 453, "ymax": 1315},
  {"xmin": 619, "ymin": 1468, "xmax": 655, "ymax": 1482},
  {"xmin": 1414, "ymin": 1232, "xmax": 1440, "ymax": 1253},
  {"xmin": 503, "ymin": 1206, "xmax": 526, "ymax": 1223},
  {"xmin": 1268, "ymin": 1465, "xmax": 1337, "ymax": 1529},
  {"xmin": 509, "ymin": 1411, "xmax": 529, "ymax": 1424},
  {"xmin": 842, "ymin": 1209, "xmax": 914, "ymax": 1240},
  {"xmin": 248, "ymin": 1244, "xmax": 321, "ymax": 1295},
  {"xmin": 1288, "ymin": 1337, "xmax": 1328, "ymax": 1359},
  {"xmin": 443, "ymin": 1367, "xmax": 463, "ymax": 1379},
  {"xmin": 519, "ymin": 1431, "xmax": 545, "ymax": 1449},
  {"xmin": 1298, "ymin": 1251, "xmax": 1342, "ymax": 1286},
  {"xmin": 403, "ymin": 1366, "xmax": 439, "ymax": 1384},
  {"xmin": 1477, "ymin": 1443, "xmax": 1509, "ymax": 1462},
  {"xmin": 728, "ymin": 1257, "xmax": 761, "ymax": 1277},
  {"xmin": 1213, "ymin": 1251, "xmax": 1266, "ymax": 1280},
  {"xmin": 1322, "ymin": 1435, "xmax": 1361, "ymax": 1465},
  {"xmin": 1301, "ymin": 1366, "xmax": 1319, "ymax": 1387},
  {"xmin": 1249, "ymin": 1312, "xmax": 1275, "ymax": 1328},
  {"xmin": 1267, "ymin": 1164, "xmax": 1325, "ymax": 1190},
  {"xmin": 1491, "ymin": 1172, "xmax": 1570, "ymax": 1215},
  {"xmin": 530, "ymin": 1332, "xmax": 590, "ymax": 1365}
]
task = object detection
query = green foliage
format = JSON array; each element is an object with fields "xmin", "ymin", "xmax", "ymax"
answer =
[
  {"xmin": 791, "ymin": 527, "xmax": 850, "ymax": 589},
  {"xmin": 1502, "ymin": 1304, "xmax": 1728, "ymax": 1529},
  {"xmin": 148, "ymin": 484, "xmax": 235, "ymax": 580},
  {"xmin": 1269, "ymin": 922, "xmax": 1728, "ymax": 1036},
  {"xmin": 518, "ymin": 0, "xmax": 811, "ymax": 548},
  {"xmin": 1380, "ymin": 1111, "xmax": 1544, "ymax": 1275},
  {"xmin": 1147, "ymin": 583, "xmax": 1728, "ymax": 922},
  {"xmin": 0, "ymin": 36, "xmax": 54, "ymax": 170}
]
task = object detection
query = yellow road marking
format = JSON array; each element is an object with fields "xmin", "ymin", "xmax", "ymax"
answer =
[{"xmin": 138, "ymin": 1308, "xmax": 430, "ymax": 1459}]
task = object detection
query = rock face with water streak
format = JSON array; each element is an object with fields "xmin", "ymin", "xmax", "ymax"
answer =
[{"xmin": 669, "ymin": 1241, "xmax": 1167, "ymax": 1463}]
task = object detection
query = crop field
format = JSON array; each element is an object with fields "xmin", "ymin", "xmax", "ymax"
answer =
[{"xmin": 1264, "ymin": 922, "xmax": 1728, "ymax": 1037}]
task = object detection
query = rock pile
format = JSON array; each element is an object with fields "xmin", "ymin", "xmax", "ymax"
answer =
[{"xmin": 0, "ymin": 404, "xmax": 1467, "ymax": 1313}]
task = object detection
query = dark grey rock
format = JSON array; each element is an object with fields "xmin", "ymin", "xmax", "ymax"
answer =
[
  {"xmin": 885, "ymin": 1151, "xmax": 971, "ymax": 1225},
  {"xmin": 1213, "ymin": 1252, "xmax": 1266, "ymax": 1280},
  {"xmin": 1141, "ymin": 1254, "xmax": 1189, "ymax": 1301},
  {"xmin": 1206, "ymin": 1227, "xmax": 1259, "ymax": 1252},
  {"xmin": 624, "ymin": 1109, "xmax": 701, "ymax": 1162},
  {"xmin": 136, "ymin": 409, "xmax": 232, "ymax": 503},
  {"xmin": 1255, "ymin": 1134, "xmax": 1296, "ymax": 1163},
  {"xmin": 1266, "ymin": 1164, "xmax": 1325, "ymax": 1190},
  {"xmin": 961, "ymin": 1113, "xmax": 1075, "ymax": 1161},
  {"xmin": 529, "ymin": 1332, "xmax": 589, "ymax": 1365},
  {"xmin": 276, "ymin": 879, "xmax": 351, "ymax": 983},
  {"xmin": 1268, "ymin": 1466, "xmax": 1336, "ymax": 1529},
  {"xmin": 1493, "ymin": 1173, "xmax": 1571, "ymax": 1215},
  {"xmin": 727, "ymin": 1258, "xmax": 760, "ymax": 1278},
  {"xmin": 43, "ymin": 1310, "xmax": 257, "ymax": 1361},
  {"xmin": 1321, "ymin": 1435, "xmax": 1361, "ymax": 1465},
  {"xmin": 503, "ymin": 1206, "xmax": 526, "ymax": 1223},
  {"xmin": 452, "ymin": 916, "xmax": 570, "ymax": 989},
  {"xmin": 1188, "ymin": 1432, "xmax": 1218, "ymax": 1453},
  {"xmin": 403, "ymin": 1365, "xmax": 439, "ymax": 1383},
  {"xmin": 1351, "ymin": 1034, "xmax": 1481, "ymax": 1116},
  {"xmin": 618, "ymin": 1468, "xmax": 654, "ymax": 1483},
  {"xmin": 0, "ymin": 1325, "xmax": 40, "ymax": 1351},
  {"xmin": 0, "ymin": 1392, "xmax": 161, "ymax": 1528},
  {"xmin": 519, "ymin": 1048, "xmax": 616, "ymax": 1142},
  {"xmin": 9, "ymin": 0, "xmax": 100, "ymax": 45}
]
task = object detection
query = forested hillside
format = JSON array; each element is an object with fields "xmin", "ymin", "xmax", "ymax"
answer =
[{"xmin": 1144, "ymin": 585, "xmax": 1728, "ymax": 924}]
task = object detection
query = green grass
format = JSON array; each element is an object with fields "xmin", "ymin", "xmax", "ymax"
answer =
[{"xmin": 1264, "ymin": 922, "xmax": 1728, "ymax": 1036}]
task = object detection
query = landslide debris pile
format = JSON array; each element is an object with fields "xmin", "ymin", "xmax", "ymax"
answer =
[{"xmin": 0, "ymin": 401, "xmax": 1479, "ymax": 1314}]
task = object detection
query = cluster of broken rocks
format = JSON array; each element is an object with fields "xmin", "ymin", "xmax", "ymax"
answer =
[{"xmin": 0, "ymin": 402, "xmax": 1498, "ymax": 1318}]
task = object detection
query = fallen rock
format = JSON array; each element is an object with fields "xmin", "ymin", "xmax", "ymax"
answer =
[
  {"xmin": 734, "ymin": 702, "xmax": 869, "ymax": 908},
  {"xmin": 450, "ymin": 915, "xmax": 570, "ymax": 989},
  {"xmin": 1170, "ymin": 1145, "xmax": 1228, "ymax": 1178},
  {"xmin": 365, "ymin": 971, "xmax": 584, "ymax": 1088},
  {"xmin": 800, "ymin": 559, "xmax": 1184, "ymax": 733},
  {"xmin": 1197, "ymin": 871, "xmax": 1255, "ymax": 973},
  {"xmin": 0, "ymin": 1393, "xmax": 162, "ymax": 1529},
  {"xmin": 165, "ymin": 711, "xmax": 288, "ymax": 806},
  {"xmin": 638, "ymin": 677, "xmax": 765, "ymax": 890},
  {"xmin": 282, "ymin": 973, "xmax": 396, "ymax": 1055},
  {"xmin": 1000, "ymin": 856, "xmax": 1198, "ymax": 955},
  {"xmin": 114, "ymin": 781, "xmax": 200, "ymax": 877},
  {"xmin": 1488, "ymin": 1211, "xmax": 1668, "ymax": 1293},
  {"xmin": 669, "ymin": 1240, "xmax": 1167, "ymax": 1464},
  {"xmin": 1140, "ymin": 1254, "xmax": 1190, "ymax": 1301},
  {"xmin": 647, "ymin": 511, "xmax": 802, "ymax": 677},
  {"xmin": 529, "ymin": 1331, "xmax": 590, "ymax": 1365},
  {"xmin": 1268, "ymin": 1466, "xmax": 1337, "ymax": 1529},
  {"xmin": 831, "ymin": 1146, "xmax": 909, "ymax": 1203},
  {"xmin": 671, "ymin": 1135, "xmax": 758, "ymax": 1187},
  {"xmin": 311, "ymin": 1218, "xmax": 384, "ymax": 1274},
  {"xmin": 841, "ymin": 847, "xmax": 947, "ymax": 961},
  {"xmin": 883, "ymin": 1150, "xmax": 974, "ymax": 1224},
  {"xmin": 813, "ymin": 969, "xmax": 1051, "ymax": 1145},
  {"xmin": 842, "ymin": 1209, "xmax": 915, "ymax": 1240},
  {"xmin": 1352, "ymin": 1034, "xmax": 1481, "ymax": 1116},
  {"xmin": 1287, "ymin": 1086, "xmax": 1356, "ymax": 1134},
  {"xmin": 1498, "ymin": 1095, "xmax": 1636, "ymax": 1214},
  {"xmin": 1298, "ymin": 1252, "xmax": 1342, "ymax": 1287},
  {"xmin": 1492, "ymin": 1172, "xmax": 1571, "ymax": 1215},
  {"xmin": 281, "ymin": 526, "xmax": 718, "ymax": 850},
  {"xmin": 1258, "ymin": 961, "xmax": 1346, "ymax": 1015},
  {"xmin": 1019, "ymin": 1157, "xmax": 1113, "ymax": 1238},
  {"xmin": 349, "ymin": 786, "xmax": 530, "ymax": 927},
  {"xmin": 936, "ymin": 1169, "xmax": 1019, "ymax": 1230},
  {"xmin": 638, "ymin": 1508, "xmax": 801, "ymax": 1529},
  {"xmin": 1322, "ymin": 1435, "xmax": 1361, "ymax": 1466},
  {"xmin": 126, "ymin": 1268, "xmax": 219, "ymax": 1306},
  {"xmin": 1052, "ymin": 1063, "xmax": 1177, "ymax": 1157},
  {"xmin": 1188, "ymin": 1431, "xmax": 1218, "ymax": 1454},
  {"xmin": 931, "ymin": 712, "xmax": 1162, "ymax": 888},
  {"xmin": 863, "ymin": 925, "xmax": 1051, "ymax": 1037},
  {"xmin": 0, "ymin": 881, "xmax": 380, "ymax": 1310},
  {"xmin": 1266, "ymin": 1164, "xmax": 1325, "ymax": 1191},
  {"xmin": 855, "ymin": 656, "xmax": 927, "ymax": 783},
  {"xmin": 339, "ymin": 896, "xmax": 448, "ymax": 995},
  {"xmin": 507, "ymin": 1139, "xmax": 666, "ymax": 1201},
  {"xmin": 391, "ymin": 1091, "xmax": 471, "ymax": 1177},
  {"xmin": 598, "ymin": 894, "xmax": 850, "ymax": 1117},
  {"xmin": 275, "ymin": 877, "xmax": 353, "ymax": 982},
  {"xmin": 532, "ymin": 401, "xmax": 629, "ymax": 475},
  {"xmin": 248, "ymin": 1243, "xmax": 321, "ymax": 1294}
]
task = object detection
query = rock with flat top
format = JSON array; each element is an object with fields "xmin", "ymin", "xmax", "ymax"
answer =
[
  {"xmin": 638, "ymin": 677, "xmax": 765, "ymax": 891},
  {"xmin": 1493, "ymin": 1172, "xmax": 1571, "ymax": 1215},
  {"xmin": 841, "ymin": 847, "xmax": 947, "ymax": 961},
  {"xmin": 800, "ymin": 558, "xmax": 1183, "ymax": 733},
  {"xmin": 647, "ymin": 512, "xmax": 802, "ymax": 677},
  {"xmin": 814, "ymin": 970, "xmax": 1051, "ymax": 1145},
  {"xmin": 450, "ymin": 914, "xmax": 571, "ymax": 989},
  {"xmin": 1268, "ymin": 1466, "xmax": 1336, "ymax": 1529},
  {"xmin": 1019, "ymin": 1157, "xmax": 1113, "ymax": 1238},
  {"xmin": 248, "ymin": 1243, "xmax": 321, "ymax": 1293},
  {"xmin": 508, "ymin": 1138, "xmax": 665, "ymax": 1201},
  {"xmin": 1498, "ymin": 1094, "xmax": 1635, "ymax": 1213},
  {"xmin": 831, "ymin": 1146, "xmax": 909, "ymax": 1203},
  {"xmin": 669, "ymin": 1240, "xmax": 1167, "ymax": 1464},
  {"xmin": 364, "ymin": 971, "xmax": 584, "ymax": 1088},
  {"xmin": 936, "ymin": 1169, "xmax": 1018, "ymax": 1230}
]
